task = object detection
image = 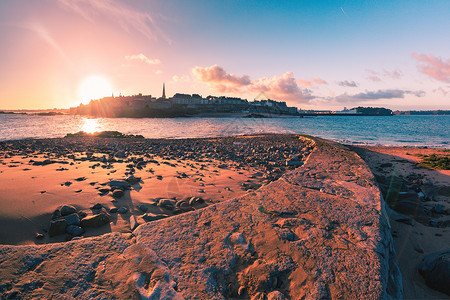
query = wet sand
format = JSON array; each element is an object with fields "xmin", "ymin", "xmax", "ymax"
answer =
[{"xmin": 0, "ymin": 134, "xmax": 311, "ymax": 245}]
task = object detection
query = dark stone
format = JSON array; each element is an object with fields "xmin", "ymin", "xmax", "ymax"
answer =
[
  {"xmin": 418, "ymin": 250, "xmax": 450, "ymax": 295},
  {"xmin": 142, "ymin": 213, "xmax": 168, "ymax": 222},
  {"xmin": 35, "ymin": 233, "xmax": 44, "ymax": 239},
  {"xmin": 126, "ymin": 176, "xmax": 141, "ymax": 184},
  {"xmin": 58, "ymin": 213, "xmax": 80, "ymax": 226},
  {"xmin": 51, "ymin": 209, "xmax": 61, "ymax": 220},
  {"xmin": 109, "ymin": 207, "xmax": 118, "ymax": 213},
  {"xmin": 49, "ymin": 219, "xmax": 67, "ymax": 237},
  {"xmin": 66, "ymin": 225, "xmax": 85, "ymax": 236},
  {"xmin": 109, "ymin": 180, "xmax": 130, "ymax": 190},
  {"xmin": 112, "ymin": 190, "xmax": 124, "ymax": 198},
  {"xmin": 138, "ymin": 204, "xmax": 148, "ymax": 212},
  {"xmin": 390, "ymin": 192, "xmax": 426, "ymax": 217},
  {"xmin": 80, "ymin": 213, "xmax": 110, "ymax": 228},
  {"xmin": 158, "ymin": 199, "xmax": 175, "ymax": 210},
  {"xmin": 60, "ymin": 205, "xmax": 77, "ymax": 216},
  {"xmin": 91, "ymin": 203, "xmax": 103, "ymax": 210},
  {"xmin": 118, "ymin": 207, "xmax": 128, "ymax": 214}
]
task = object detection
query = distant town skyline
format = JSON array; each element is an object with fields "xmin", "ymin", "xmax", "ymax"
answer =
[{"xmin": 0, "ymin": 0, "xmax": 449, "ymax": 110}]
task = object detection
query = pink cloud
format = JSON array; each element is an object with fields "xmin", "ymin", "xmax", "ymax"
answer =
[
  {"xmin": 192, "ymin": 66, "xmax": 315, "ymax": 103},
  {"xmin": 192, "ymin": 65, "xmax": 251, "ymax": 87},
  {"xmin": 296, "ymin": 78, "xmax": 327, "ymax": 87},
  {"xmin": 249, "ymin": 72, "xmax": 314, "ymax": 102},
  {"xmin": 57, "ymin": 0, "xmax": 170, "ymax": 43},
  {"xmin": 413, "ymin": 53, "xmax": 450, "ymax": 83}
]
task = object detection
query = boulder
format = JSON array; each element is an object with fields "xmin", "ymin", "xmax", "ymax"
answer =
[
  {"xmin": 418, "ymin": 250, "xmax": 450, "ymax": 295},
  {"xmin": 49, "ymin": 219, "xmax": 67, "ymax": 237},
  {"xmin": 91, "ymin": 203, "xmax": 103, "ymax": 210},
  {"xmin": 80, "ymin": 213, "xmax": 110, "ymax": 228},
  {"xmin": 60, "ymin": 205, "xmax": 77, "ymax": 216}
]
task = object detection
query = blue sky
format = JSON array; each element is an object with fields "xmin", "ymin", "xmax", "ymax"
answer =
[{"xmin": 0, "ymin": 0, "xmax": 449, "ymax": 110}]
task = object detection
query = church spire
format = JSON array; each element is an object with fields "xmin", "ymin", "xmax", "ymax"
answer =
[{"xmin": 162, "ymin": 83, "xmax": 166, "ymax": 99}]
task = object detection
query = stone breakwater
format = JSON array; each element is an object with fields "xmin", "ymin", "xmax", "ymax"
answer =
[{"xmin": 0, "ymin": 135, "xmax": 402, "ymax": 299}]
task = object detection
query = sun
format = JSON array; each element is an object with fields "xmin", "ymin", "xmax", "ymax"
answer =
[{"xmin": 78, "ymin": 76, "xmax": 113, "ymax": 104}]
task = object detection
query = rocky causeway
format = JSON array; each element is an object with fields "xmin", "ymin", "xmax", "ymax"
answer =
[{"xmin": 0, "ymin": 134, "xmax": 447, "ymax": 298}]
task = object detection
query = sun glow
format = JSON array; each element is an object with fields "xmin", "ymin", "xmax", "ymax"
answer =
[
  {"xmin": 78, "ymin": 76, "xmax": 113, "ymax": 104},
  {"xmin": 80, "ymin": 118, "xmax": 102, "ymax": 134}
]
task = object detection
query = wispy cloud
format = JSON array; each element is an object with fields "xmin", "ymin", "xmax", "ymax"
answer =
[
  {"xmin": 413, "ymin": 53, "xmax": 450, "ymax": 83},
  {"xmin": 334, "ymin": 89, "xmax": 425, "ymax": 102},
  {"xmin": 338, "ymin": 80, "xmax": 358, "ymax": 87},
  {"xmin": 125, "ymin": 53, "xmax": 160, "ymax": 65},
  {"xmin": 192, "ymin": 65, "xmax": 315, "ymax": 103},
  {"xmin": 57, "ymin": 0, "xmax": 170, "ymax": 43},
  {"xmin": 296, "ymin": 78, "xmax": 327, "ymax": 87},
  {"xmin": 12, "ymin": 22, "xmax": 70, "ymax": 64},
  {"xmin": 366, "ymin": 69, "xmax": 402, "ymax": 82},
  {"xmin": 172, "ymin": 75, "xmax": 191, "ymax": 82}
]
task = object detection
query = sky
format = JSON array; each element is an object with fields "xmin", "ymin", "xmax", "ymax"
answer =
[{"xmin": 0, "ymin": 0, "xmax": 449, "ymax": 110}]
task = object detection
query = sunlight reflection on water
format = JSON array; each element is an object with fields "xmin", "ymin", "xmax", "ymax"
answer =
[{"xmin": 80, "ymin": 118, "xmax": 102, "ymax": 133}]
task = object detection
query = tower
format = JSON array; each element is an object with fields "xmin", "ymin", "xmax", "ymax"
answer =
[{"xmin": 162, "ymin": 83, "xmax": 166, "ymax": 99}]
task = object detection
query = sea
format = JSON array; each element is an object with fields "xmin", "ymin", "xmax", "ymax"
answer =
[{"xmin": 0, "ymin": 114, "xmax": 449, "ymax": 148}]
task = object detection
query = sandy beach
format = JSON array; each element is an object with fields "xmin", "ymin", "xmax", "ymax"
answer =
[
  {"xmin": 0, "ymin": 134, "xmax": 312, "ymax": 245},
  {"xmin": 351, "ymin": 145, "xmax": 449, "ymax": 299}
]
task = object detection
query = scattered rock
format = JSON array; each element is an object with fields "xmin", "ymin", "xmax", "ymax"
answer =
[
  {"xmin": 60, "ymin": 205, "xmax": 77, "ymax": 216},
  {"xmin": 130, "ymin": 215, "xmax": 138, "ymax": 231},
  {"xmin": 158, "ymin": 199, "xmax": 175, "ymax": 210},
  {"xmin": 66, "ymin": 225, "xmax": 85, "ymax": 237},
  {"xmin": 49, "ymin": 219, "xmax": 67, "ymax": 237},
  {"xmin": 59, "ymin": 213, "xmax": 80, "ymax": 226},
  {"xmin": 109, "ymin": 207, "xmax": 118, "ymax": 213},
  {"xmin": 80, "ymin": 213, "xmax": 110, "ymax": 228},
  {"xmin": 142, "ymin": 213, "xmax": 168, "ymax": 222},
  {"xmin": 91, "ymin": 203, "xmax": 103, "ymax": 210},
  {"xmin": 112, "ymin": 190, "xmax": 124, "ymax": 198},
  {"xmin": 138, "ymin": 204, "xmax": 148, "ymax": 212},
  {"xmin": 118, "ymin": 207, "xmax": 128, "ymax": 214}
]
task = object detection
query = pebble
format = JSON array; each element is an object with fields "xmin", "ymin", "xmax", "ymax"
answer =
[
  {"xmin": 60, "ymin": 205, "xmax": 77, "ymax": 216},
  {"xmin": 118, "ymin": 207, "xmax": 128, "ymax": 214},
  {"xmin": 80, "ymin": 213, "xmax": 110, "ymax": 228},
  {"xmin": 138, "ymin": 204, "xmax": 148, "ymax": 212},
  {"xmin": 112, "ymin": 190, "xmax": 124, "ymax": 198},
  {"xmin": 91, "ymin": 203, "xmax": 103, "ymax": 210}
]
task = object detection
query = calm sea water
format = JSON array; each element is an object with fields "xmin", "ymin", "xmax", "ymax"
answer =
[{"xmin": 0, "ymin": 114, "xmax": 448, "ymax": 148}]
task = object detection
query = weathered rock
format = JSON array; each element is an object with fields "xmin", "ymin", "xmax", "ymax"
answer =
[
  {"xmin": 80, "ymin": 213, "xmax": 110, "ymax": 228},
  {"xmin": 112, "ymin": 190, "xmax": 124, "ymax": 198},
  {"xmin": 91, "ymin": 203, "xmax": 103, "ymax": 210},
  {"xmin": 188, "ymin": 196, "xmax": 204, "ymax": 206},
  {"xmin": 58, "ymin": 213, "xmax": 80, "ymax": 226},
  {"xmin": 418, "ymin": 250, "xmax": 450, "ymax": 295},
  {"xmin": 118, "ymin": 207, "xmax": 128, "ymax": 214},
  {"xmin": 66, "ymin": 225, "xmax": 85, "ymax": 237},
  {"xmin": 138, "ymin": 204, "xmax": 148, "ymax": 212},
  {"xmin": 49, "ymin": 219, "xmax": 67, "ymax": 237},
  {"xmin": 142, "ymin": 213, "xmax": 168, "ymax": 222},
  {"xmin": 130, "ymin": 216, "xmax": 138, "ymax": 231},
  {"xmin": 158, "ymin": 199, "xmax": 175, "ymax": 210},
  {"xmin": 60, "ymin": 205, "xmax": 77, "ymax": 216},
  {"xmin": 109, "ymin": 207, "xmax": 118, "ymax": 213}
]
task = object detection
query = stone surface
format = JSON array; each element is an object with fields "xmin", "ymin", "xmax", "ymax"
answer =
[{"xmin": 418, "ymin": 250, "xmax": 450, "ymax": 295}]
